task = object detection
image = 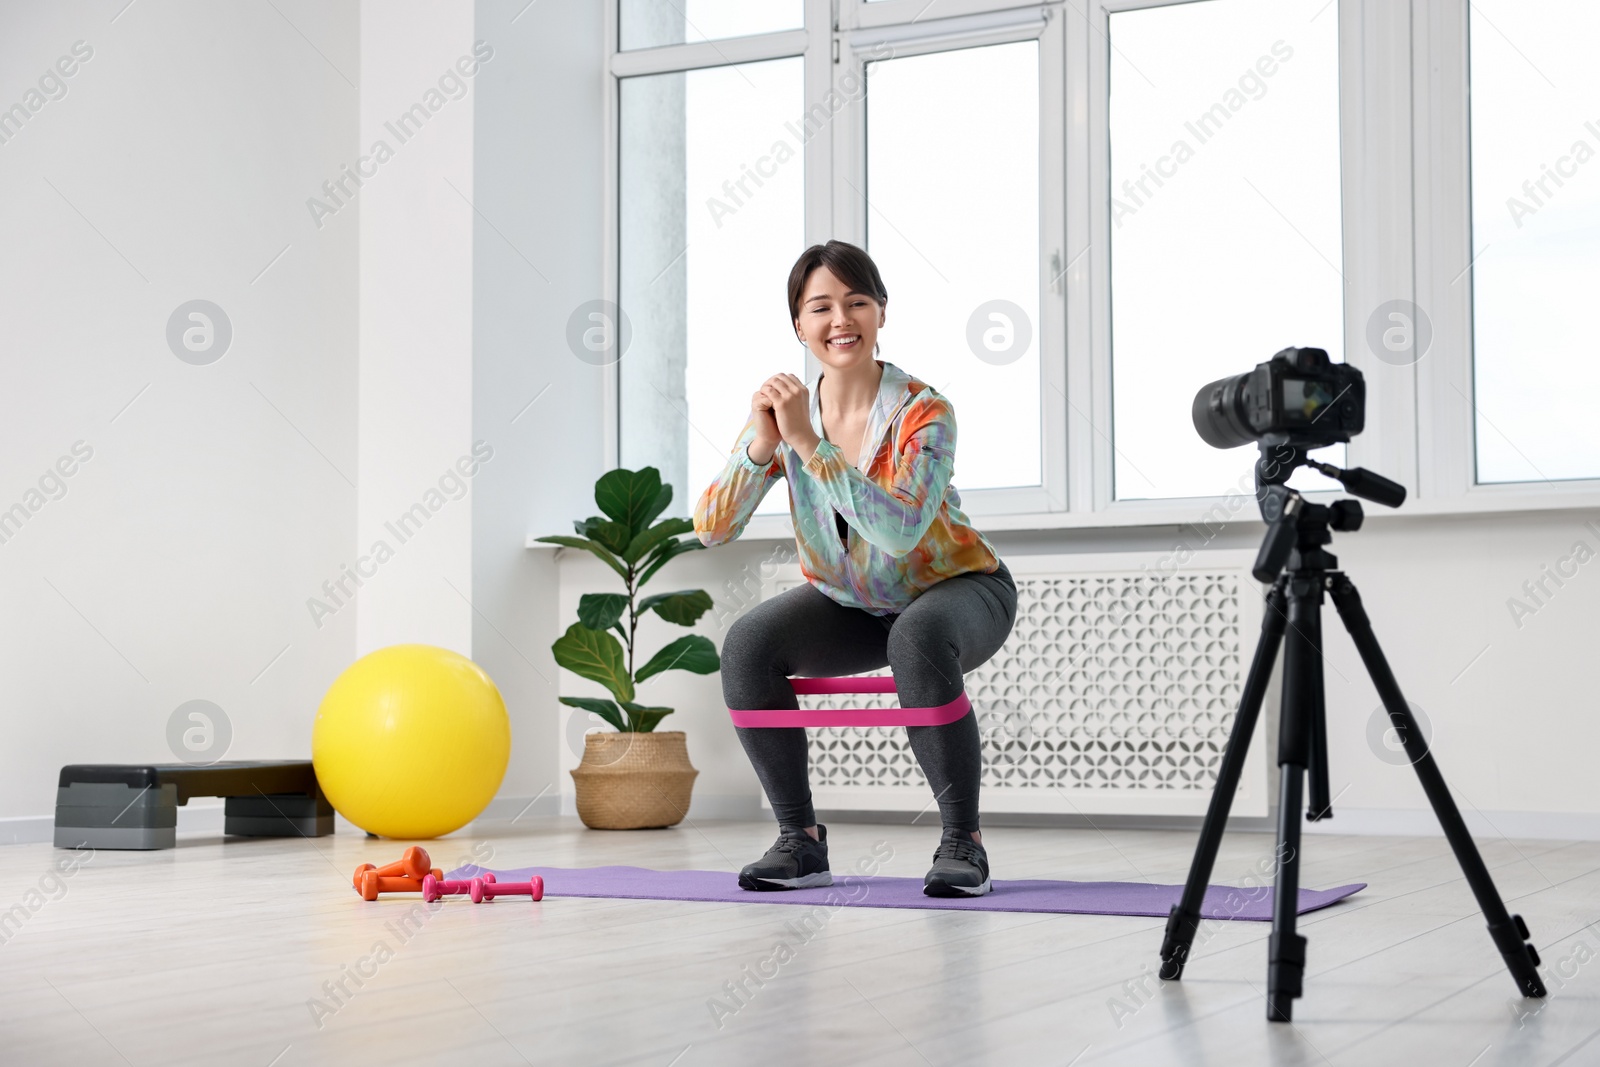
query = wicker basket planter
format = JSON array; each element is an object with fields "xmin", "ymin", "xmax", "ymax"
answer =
[{"xmin": 571, "ymin": 730, "xmax": 699, "ymax": 830}]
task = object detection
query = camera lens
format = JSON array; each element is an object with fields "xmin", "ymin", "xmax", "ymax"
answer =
[{"xmin": 1191, "ymin": 372, "xmax": 1256, "ymax": 450}]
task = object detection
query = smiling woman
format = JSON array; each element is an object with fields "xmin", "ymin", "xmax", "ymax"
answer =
[{"xmin": 692, "ymin": 239, "xmax": 1019, "ymax": 900}]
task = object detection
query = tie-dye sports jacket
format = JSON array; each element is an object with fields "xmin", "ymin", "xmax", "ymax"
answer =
[{"xmin": 692, "ymin": 360, "xmax": 1000, "ymax": 616}]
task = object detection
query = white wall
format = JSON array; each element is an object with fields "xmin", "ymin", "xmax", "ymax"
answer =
[
  {"xmin": 469, "ymin": 0, "xmax": 610, "ymax": 813},
  {"xmin": 1301, "ymin": 508, "xmax": 1600, "ymax": 837},
  {"xmin": 0, "ymin": 0, "xmax": 359, "ymax": 832},
  {"xmin": 355, "ymin": 0, "xmax": 477, "ymax": 657},
  {"xmin": 5, "ymin": 0, "xmax": 1595, "ymax": 843},
  {"xmin": 0, "ymin": 0, "xmax": 599, "ymax": 838}
]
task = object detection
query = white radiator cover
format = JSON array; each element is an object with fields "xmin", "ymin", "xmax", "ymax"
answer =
[{"xmin": 760, "ymin": 551, "xmax": 1271, "ymax": 818}]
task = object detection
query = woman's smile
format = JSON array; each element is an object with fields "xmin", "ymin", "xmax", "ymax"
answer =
[{"xmin": 796, "ymin": 264, "xmax": 884, "ymax": 362}]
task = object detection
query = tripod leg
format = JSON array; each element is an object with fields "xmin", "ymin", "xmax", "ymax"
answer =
[
  {"xmin": 1159, "ymin": 577, "xmax": 1289, "ymax": 982},
  {"xmin": 1327, "ymin": 574, "xmax": 1546, "ymax": 999},
  {"xmin": 1266, "ymin": 576, "xmax": 1319, "ymax": 1021},
  {"xmin": 1269, "ymin": 763, "xmax": 1306, "ymax": 1021},
  {"xmin": 1305, "ymin": 602, "xmax": 1332, "ymax": 821}
]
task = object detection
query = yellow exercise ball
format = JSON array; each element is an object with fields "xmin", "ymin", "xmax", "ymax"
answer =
[{"xmin": 312, "ymin": 644, "xmax": 510, "ymax": 839}]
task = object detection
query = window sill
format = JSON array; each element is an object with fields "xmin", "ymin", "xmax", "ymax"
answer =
[{"xmin": 525, "ymin": 481, "xmax": 1600, "ymax": 548}]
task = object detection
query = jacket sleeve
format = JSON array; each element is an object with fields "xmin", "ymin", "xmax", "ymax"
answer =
[
  {"xmin": 799, "ymin": 392, "xmax": 955, "ymax": 557},
  {"xmin": 693, "ymin": 413, "xmax": 785, "ymax": 547}
]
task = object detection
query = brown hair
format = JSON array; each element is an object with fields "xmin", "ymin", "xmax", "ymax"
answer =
[{"xmin": 786, "ymin": 240, "xmax": 888, "ymax": 325}]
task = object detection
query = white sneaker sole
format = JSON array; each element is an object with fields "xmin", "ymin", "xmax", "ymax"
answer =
[
  {"xmin": 754, "ymin": 871, "xmax": 834, "ymax": 889},
  {"xmin": 925, "ymin": 875, "xmax": 992, "ymax": 897}
]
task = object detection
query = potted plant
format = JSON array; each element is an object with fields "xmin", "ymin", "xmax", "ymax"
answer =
[{"xmin": 537, "ymin": 466, "xmax": 719, "ymax": 829}]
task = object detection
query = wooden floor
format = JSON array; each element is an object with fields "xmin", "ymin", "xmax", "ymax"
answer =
[{"xmin": 3, "ymin": 816, "xmax": 1598, "ymax": 1066}]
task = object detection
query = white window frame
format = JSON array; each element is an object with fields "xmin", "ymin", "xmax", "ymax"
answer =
[
  {"xmin": 598, "ymin": 0, "xmax": 1600, "ymax": 545},
  {"xmin": 836, "ymin": 3, "xmax": 1067, "ymax": 517},
  {"xmin": 1414, "ymin": 0, "xmax": 1600, "ymax": 509},
  {"xmin": 1088, "ymin": 0, "xmax": 1368, "ymax": 523},
  {"xmin": 601, "ymin": 7, "xmax": 817, "ymax": 481}
]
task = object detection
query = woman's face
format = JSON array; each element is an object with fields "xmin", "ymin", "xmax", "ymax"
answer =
[{"xmin": 794, "ymin": 266, "xmax": 886, "ymax": 372}]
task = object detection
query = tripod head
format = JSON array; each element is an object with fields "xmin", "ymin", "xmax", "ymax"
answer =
[
  {"xmin": 1188, "ymin": 346, "xmax": 1408, "ymax": 582},
  {"xmin": 1250, "ymin": 433, "xmax": 1408, "ymax": 584}
]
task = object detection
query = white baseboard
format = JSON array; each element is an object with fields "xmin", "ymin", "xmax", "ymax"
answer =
[
  {"xmin": 0, "ymin": 796, "xmax": 559, "ymax": 848},
  {"xmin": 554, "ymin": 791, "xmax": 763, "ymax": 822},
  {"xmin": 1301, "ymin": 807, "xmax": 1600, "ymax": 842},
  {"xmin": 683, "ymin": 793, "xmax": 766, "ymax": 820},
  {"xmin": 2, "ymin": 814, "xmax": 56, "ymax": 845},
  {"xmin": 10, "ymin": 797, "xmax": 1599, "ymax": 845},
  {"xmin": 472, "ymin": 792, "xmax": 564, "ymax": 822},
  {"xmin": 801, "ymin": 802, "xmax": 1600, "ymax": 842}
]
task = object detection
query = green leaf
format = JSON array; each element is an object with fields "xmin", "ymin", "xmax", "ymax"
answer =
[
  {"xmin": 577, "ymin": 592, "xmax": 629, "ymax": 632},
  {"xmin": 574, "ymin": 517, "xmax": 632, "ymax": 555},
  {"xmin": 643, "ymin": 483, "xmax": 673, "ymax": 530},
  {"xmin": 635, "ymin": 634, "xmax": 720, "ymax": 683},
  {"xmin": 622, "ymin": 517, "xmax": 696, "ymax": 564},
  {"xmin": 559, "ymin": 695, "xmax": 627, "ymax": 732},
  {"xmin": 638, "ymin": 589, "xmax": 713, "ymax": 626},
  {"xmin": 638, "ymin": 538, "xmax": 706, "ymax": 587},
  {"xmin": 595, "ymin": 467, "xmax": 663, "ymax": 537},
  {"xmin": 620, "ymin": 700, "xmax": 674, "ymax": 732},
  {"xmin": 612, "ymin": 622, "xmax": 630, "ymax": 648},
  {"xmin": 534, "ymin": 535, "xmax": 628, "ymax": 581},
  {"xmin": 640, "ymin": 534, "xmax": 689, "ymax": 565},
  {"xmin": 551, "ymin": 623, "xmax": 635, "ymax": 703}
]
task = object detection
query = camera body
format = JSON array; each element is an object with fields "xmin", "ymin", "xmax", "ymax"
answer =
[{"xmin": 1191, "ymin": 346, "xmax": 1364, "ymax": 450}]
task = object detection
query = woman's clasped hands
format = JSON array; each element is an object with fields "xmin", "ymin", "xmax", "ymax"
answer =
[{"xmin": 747, "ymin": 373, "xmax": 820, "ymax": 465}]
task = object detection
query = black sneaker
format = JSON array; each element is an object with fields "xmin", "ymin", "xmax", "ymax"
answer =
[
  {"xmin": 738, "ymin": 824, "xmax": 833, "ymax": 891},
  {"xmin": 924, "ymin": 826, "xmax": 991, "ymax": 897}
]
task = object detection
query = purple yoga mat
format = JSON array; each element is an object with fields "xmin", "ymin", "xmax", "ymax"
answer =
[{"xmin": 444, "ymin": 863, "xmax": 1364, "ymax": 919}]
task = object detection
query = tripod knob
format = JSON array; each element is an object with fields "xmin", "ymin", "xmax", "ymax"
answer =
[
  {"xmin": 1330, "ymin": 499, "xmax": 1364, "ymax": 531},
  {"xmin": 1338, "ymin": 466, "xmax": 1408, "ymax": 508}
]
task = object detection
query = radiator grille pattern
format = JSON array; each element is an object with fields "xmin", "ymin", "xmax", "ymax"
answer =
[{"xmin": 782, "ymin": 571, "xmax": 1245, "ymax": 793}]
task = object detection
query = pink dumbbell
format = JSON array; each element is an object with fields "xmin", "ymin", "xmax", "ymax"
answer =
[
  {"xmin": 470, "ymin": 875, "xmax": 543, "ymax": 902},
  {"xmin": 421, "ymin": 871, "xmax": 494, "ymax": 903}
]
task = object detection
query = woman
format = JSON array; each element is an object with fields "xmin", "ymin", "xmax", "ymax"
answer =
[{"xmin": 693, "ymin": 240, "xmax": 1017, "ymax": 898}]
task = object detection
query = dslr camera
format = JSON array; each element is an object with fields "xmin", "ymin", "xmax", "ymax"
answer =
[{"xmin": 1191, "ymin": 346, "xmax": 1364, "ymax": 450}]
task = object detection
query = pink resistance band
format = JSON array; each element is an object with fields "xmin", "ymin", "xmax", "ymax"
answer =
[{"xmin": 728, "ymin": 676, "xmax": 972, "ymax": 728}]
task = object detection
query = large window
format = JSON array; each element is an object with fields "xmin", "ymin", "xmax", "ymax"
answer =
[
  {"xmin": 1468, "ymin": 0, "xmax": 1600, "ymax": 483},
  {"xmin": 865, "ymin": 40, "xmax": 1042, "ymax": 492},
  {"xmin": 1108, "ymin": 0, "xmax": 1344, "ymax": 500},
  {"xmin": 604, "ymin": 0, "xmax": 1600, "ymax": 533},
  {"xmin": 617, "ymin": 58, "xmax": 804, "ymax": 516}
]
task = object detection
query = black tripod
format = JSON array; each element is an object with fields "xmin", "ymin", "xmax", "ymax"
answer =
[{"xmin": 1157, "ymin": 442, "xmax": 1546, "ymax": 1022}]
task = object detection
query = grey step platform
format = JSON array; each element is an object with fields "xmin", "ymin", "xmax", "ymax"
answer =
[{"xmin": 54, "ymin": 760, "xmax": 333, "ymax": 850}]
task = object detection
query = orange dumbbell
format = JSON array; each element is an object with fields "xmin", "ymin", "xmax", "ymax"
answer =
[
  {"xmin": 357, "ymin": 868, "xmax": 447, "ymax": 901},
  {"xmin": 352, "ymin": 846, "xmax": 436, "ymax": 891},
  {"xmin": 352, "ymin": 864, "xmax": 444, "ymax": 891}
]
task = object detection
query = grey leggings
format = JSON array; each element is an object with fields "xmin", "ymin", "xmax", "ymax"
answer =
[{"xmin": 720, "ymin": 561, "xmax": 1017, "ymax": 834}]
